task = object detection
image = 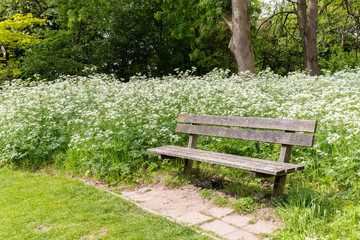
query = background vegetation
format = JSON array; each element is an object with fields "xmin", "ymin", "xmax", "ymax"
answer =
[{"xmin": 0, "ymin": 0, "xmax": 359, "ymax": 81}]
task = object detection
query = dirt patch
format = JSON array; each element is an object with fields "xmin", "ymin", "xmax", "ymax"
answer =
[
  {"xmin": 34, "ymin": 225, "xmax": 51, "ymax": 231},
  {"xmin": 80, "ymin": 228, "xmax": 107, "ymax": 240},
  {"xmin": 254, "ymin": 207, "xmax": 282, "ymax": 223},
  {"xmin": 122, "ymin": 183, "xmax": 216, "ymax": 218},
  {"xmin": 80, "ymin": 178, "xmax": 108, "ymax": 189}
]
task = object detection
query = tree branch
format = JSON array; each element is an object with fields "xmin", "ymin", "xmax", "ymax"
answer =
[
  {"xmin": 288, "ymin": 0, "xmax": 297, "ymax": 14},
  {"xmin": 319, "ymin": 2, "xmax": 331, "ymax": 16},
  {"xmin": 221, "ymin": 13, "xmax": 233, "ymax": 32},
  {"xmin": 256, "ymin": 11, "xmax": 295, "ymax": 36},
  {"xmin": 344, "ymin": 0, "xmax": 360, "ymax": 30}
]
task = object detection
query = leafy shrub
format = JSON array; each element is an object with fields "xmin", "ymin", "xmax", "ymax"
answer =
[
  {"xmin": 212, "ymin": 194, "xmax": 231, "ymax": 207},
  {"xmin": 199, "ymin": 188, "xmax": 213, "ymax": 200},
  {"xmin": 232, "ymin": 197, "xmax": 256, "ymax": 214}
]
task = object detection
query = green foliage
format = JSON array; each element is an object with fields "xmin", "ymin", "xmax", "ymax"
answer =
[
  {"xmin": 254, "ymin": 3, "xmax": 303, "ymax": 74},
  {"xmin": 0, "ymin": 13, "xmax": 45, "ymax": 80},
  {"xmin": 232, "ymin": 197, "xmax": 256, "ymax": 214},
  {"xmin": 21, "ymin": 30, "xmax": 89, "ymax": 79},
  {"xmin": 2, "ymin": 0, "xmax": 360, "ymax": 79},
  {"xmin": 316, "ymin": 0, "xmax": 360, "ymax": 72},
  {"xmin": 162, "ymin": 174, "xmax": 192, "ymax": 187},
  {"xmin": 0, "ymin": 13, "xmax": 45, "ymax": 49},
  {"xmin": 155, "ymin": 0, "xmax": 238, "ymax": 74},
  {"xmin": 212, "ymin": 194, "xmax": 231, "ymax": 207},
  {"xmin": 20, "ymin": 0, "xmax": 108, "ymax": 79},
  {"xmin": 0, "ymin": 0, "xmax": 55, "ymax": 19},
  {"xmin": 321, "ymin": 45, "xmax": 359, "ymax": 72},
  {"xmin": 0, "ymin": 59, "xmax": 21, "ymax": 80},
  {"xmin": 255, "ymin": 0, "xmax": 360, "ymax": 75},
  {"xmin": 199, "ymin": 188, "xmax": 213, "ymax": 200},
  {"xmin": 19, "ymin": 0, "xmax": 203, "ymax": 80},
  {"xmin": 276, "ymin": 182, "xmax": 360, "ymax": 239},
  {"xmin": 94, "ymin": 0, "xmax": 193, "ymax": 79}
]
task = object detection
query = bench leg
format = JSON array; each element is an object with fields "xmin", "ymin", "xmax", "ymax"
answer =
[
  {"xmin": 184, "ymin": 159, "xmax": 193, "ymax": 173},
  {"xmin": 271, "ymin": 175, "xmax": 286, "ymax": 201}
]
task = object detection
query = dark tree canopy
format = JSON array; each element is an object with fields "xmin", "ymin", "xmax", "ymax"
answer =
[{"xmin": 0, "ymin": 0, "xmax": 359, "ymax": 80}]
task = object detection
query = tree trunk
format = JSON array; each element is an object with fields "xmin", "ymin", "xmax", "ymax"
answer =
[
  {"xmin": 297, "ymin": 0, "xmax": 319, "ymax": 76},
  {"xmin": 342, "ymin": 18, "xmax": 348, "ymax": 52},
  {"xmin": 223, "ymin": 0, "xmax": 256, "ymax": 74}
]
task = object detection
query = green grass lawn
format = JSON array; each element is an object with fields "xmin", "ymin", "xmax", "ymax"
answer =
[{"xmin": 0, "ymin": 168, "xmax": 209, "ymax": 240}]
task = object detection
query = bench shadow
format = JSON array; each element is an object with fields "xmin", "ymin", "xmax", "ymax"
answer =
[{"xmin": 169, "ymin": 164, "xmax": 276, "ymax": 204}]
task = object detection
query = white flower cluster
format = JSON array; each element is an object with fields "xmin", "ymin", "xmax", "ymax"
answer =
[{"xmin": 0, "ymin": 68, "xmax": 359, "ymax": 181}]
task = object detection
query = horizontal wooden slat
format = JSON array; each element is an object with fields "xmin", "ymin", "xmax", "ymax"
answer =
[
  {"xmin": 147, "ymin": 145, "xmax": 304, "ymax": 176},
  {"xmin": 176, "ymin": 124, "xmax": 315, "ymax": 147},
  {"xmin": 178, "ymin": 114, "xmax": 317, "ymax": 133}
]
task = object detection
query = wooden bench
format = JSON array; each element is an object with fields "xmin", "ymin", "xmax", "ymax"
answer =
[{"xmin": 147, "ymin": 114, "xmax": 317, "ymax": 200}]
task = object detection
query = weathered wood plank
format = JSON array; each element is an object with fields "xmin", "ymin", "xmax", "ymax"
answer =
[
  {"xmin": 271, "ymin": 175, "xmax": 287, "ymax": 201},
  {"xmin": 279, "ymin": 145, "xmax": 293, "ymax": 163},
  {"xmin": 184, "ymin": 134, "xmax": 198, "ymax": 173},
  {"xmin": 176, "ymin": 124, "xmax": 315, "ymax": 147},
  {"xmin": 162, "ymin": 145, "xmax": 303, "ymax": 170},
  {"xmin": 178, "ymin": 114, "xmax": 317, "ymax": 133},
  {"xmin": 150, "ymin": 146, "xmax": 303, "ymax": 175},
  {"xmin": 188, "ymin": 135, "xmax": 198, "ymax": 149},
  {"xmin": 271, "ymin": 139, "xmax": 293, "ymax": 199},
  {"xmin": 150, "ymin": 145, "xmax": 304, "ymax": 173},
  {"xmin": 147, "ymin": 145, "xmax": 304, "ymax": 176}
]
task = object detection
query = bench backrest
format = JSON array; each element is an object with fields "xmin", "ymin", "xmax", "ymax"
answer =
[{"xmin": 176, "ymin": 114, "xmax": 317, "ymax": 147}]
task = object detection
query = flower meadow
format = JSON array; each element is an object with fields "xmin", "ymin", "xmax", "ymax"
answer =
[{"xmin": 1, "ymin": 68, "xmax": 360, "ymax": 238}]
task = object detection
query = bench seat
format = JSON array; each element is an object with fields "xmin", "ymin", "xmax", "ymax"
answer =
[{"xmin": 148, "ymin": 145, "xmax": 304, "ymax": 176}]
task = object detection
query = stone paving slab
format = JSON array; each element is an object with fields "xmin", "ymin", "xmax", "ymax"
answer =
[
  {"xmin": 223, "ymin": 229, "xmax": 260, "ymax": 240},
  {"xmin": 221, "ymin": 213, "xmax": 255, "ymax": 228},
  {"xmin": 242, "ymin": 219, "xmax": 280, "ymax": 235},
  {"xmin": 200, "ymin": 220, "xmax": 238, "ymax": 236},
  {"xmin": 175, "ymin": 211, "xmax": 213, "ymax": 225},
  {"xmin": 203, "ymin": 207, "xmax": 234, "ymax": 218}
]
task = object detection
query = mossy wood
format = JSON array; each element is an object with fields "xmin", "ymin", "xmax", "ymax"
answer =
[
  {"xmin": 148, "ymin": 114, "xmax": 317, "ymax": 200},
  {"xmin": 176, "ymin": 124, "xmax": 314, "ymax": 147},
  {"xmin": 177, "ymin": 114, "xmax": 317, "ymax": 132},
  {"xmin": 152, "ymin": 145, "xmax": 304, "ymax": 175}
]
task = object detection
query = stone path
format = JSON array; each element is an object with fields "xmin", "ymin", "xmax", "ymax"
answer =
[{"xmin": 107, "ymin": 184, "xmax": 282, "ymax": 240}]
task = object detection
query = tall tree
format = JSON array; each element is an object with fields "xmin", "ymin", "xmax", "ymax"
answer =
[
  {"xmin": 257, "ymin": 0, "xmax": 319, "ymax": 75},
  {"xmin": 223, "ymin": 0, "xmax": 256, "ymax": 73},
  {"xmin": 158, "ymin": 0, "xmax": 258, "ymax": 74},
  {"xmin": 296, "ymin": 0, "xmax": 319, "ymax": 75}
]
